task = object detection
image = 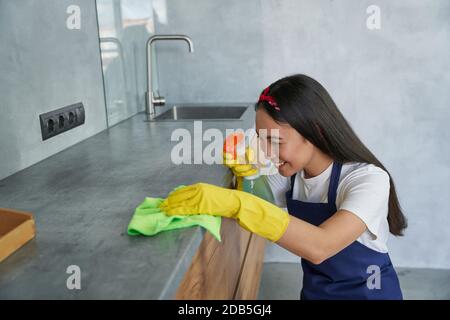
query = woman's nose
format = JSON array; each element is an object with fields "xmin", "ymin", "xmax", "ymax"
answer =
[{"xmin": 258, "ymin": 139, "xmax": 278, "ymax": 161}]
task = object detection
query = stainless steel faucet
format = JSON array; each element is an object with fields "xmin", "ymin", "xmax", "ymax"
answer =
[{"xmin": 145, "ymin": 35, "xmax": 194, "ymax": 120}]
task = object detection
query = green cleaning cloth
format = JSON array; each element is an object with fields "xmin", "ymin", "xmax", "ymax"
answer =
[{"xmin": 127, "ymin": 186, "xmax": 222, "ymax": 241}]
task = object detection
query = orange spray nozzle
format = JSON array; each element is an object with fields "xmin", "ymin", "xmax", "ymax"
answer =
[{"xmin": 223, "ymin": 132, "xmax": 245, "ymax": 160}]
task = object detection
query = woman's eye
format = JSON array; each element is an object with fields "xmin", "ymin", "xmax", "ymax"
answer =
[{"xmin": 269, "ymin": 138, "xmax": 280, "ymax": 144}]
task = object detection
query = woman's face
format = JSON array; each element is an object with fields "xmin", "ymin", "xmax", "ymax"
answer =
[{"xmin": 255, "ymin": 108, "xmax": 315, "ymax": 177}]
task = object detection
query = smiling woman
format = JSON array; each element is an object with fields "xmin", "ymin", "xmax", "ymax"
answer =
[
  {"xmin": 254, "ymin": 74, "xmax": 407, "ymax": 236},
  {"xmin": 253, "ymin": 74, "xmax": 406, "ymax": 299},
  {"xmin": 162, "ymin": 74, "xmax": 407, "ymax": 300}
]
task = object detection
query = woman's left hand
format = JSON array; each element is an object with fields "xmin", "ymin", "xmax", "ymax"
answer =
[
  {"xmin": 159, "ymin": 182, "xmax": 290, "ymax": 242},
  {"xmin": 159, "ymin": 183, "xmax": 241, "ymax": 218}
]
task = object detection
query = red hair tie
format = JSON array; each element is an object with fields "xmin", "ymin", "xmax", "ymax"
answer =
[{"xmin": 258, "ymin": 87, "xmax": 280, "ymax": 111}]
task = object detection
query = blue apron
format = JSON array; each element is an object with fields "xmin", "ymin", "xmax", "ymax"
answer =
[{"xmin": 285, "ymin": 162, "xmax": 403, "ymax": 300}]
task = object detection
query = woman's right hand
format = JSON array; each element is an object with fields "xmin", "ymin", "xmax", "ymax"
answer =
[
  {"xmin": 223, "ymin": 136, "xmax": 258, "ymax": 190},
  {"xmin": 223, "ymin": 147, "xmax": 258, "ymax": 176}
]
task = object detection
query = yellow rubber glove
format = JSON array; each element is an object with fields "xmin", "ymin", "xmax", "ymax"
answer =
[
  {"xmin": 159, "ymin": 183, "xmax": 290, "ymax": 242},
  {"xmin": 223, "ymin": 146, "xmax": 258, "ymax": 191}
]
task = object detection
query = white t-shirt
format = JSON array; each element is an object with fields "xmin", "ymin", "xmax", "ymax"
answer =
[{"xmin": 266, "ymin": 162, "xmax": 391, "ymax": 253}]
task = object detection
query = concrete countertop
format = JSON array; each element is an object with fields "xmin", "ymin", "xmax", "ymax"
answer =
[{"xmin": 0, "ymin": 104, "xmax": 255, "ymax": 299}]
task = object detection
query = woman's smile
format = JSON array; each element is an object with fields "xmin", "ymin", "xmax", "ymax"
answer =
[{"xmin": 274, "ymin": 160, "xmax": 287, "ymax": 168}]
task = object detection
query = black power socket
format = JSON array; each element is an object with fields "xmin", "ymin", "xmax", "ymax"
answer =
[{"xmin": 39, "ymin": 102, "xmax": 85, "ymax": 141}]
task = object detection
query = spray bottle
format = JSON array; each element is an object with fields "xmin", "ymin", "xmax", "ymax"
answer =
[
  {"xmin": 224, "ymin": 129, "xmax": 277, "ymax": 203},
  {"xmin": 241, "ymin": 130, "xmax": 276, "ymax": 203}
]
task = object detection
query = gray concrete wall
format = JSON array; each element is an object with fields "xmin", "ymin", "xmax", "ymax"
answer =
[
  {"xmin": 154, "ymin": 0, "xmax": 264, "ymax": 104},
  {"xmin": 0, "ymin": 0, "xmax": 107, "ymax": 180},
  {"xmin": 155, "ymin": 0, "xmax": 450, "ymax": 269}
]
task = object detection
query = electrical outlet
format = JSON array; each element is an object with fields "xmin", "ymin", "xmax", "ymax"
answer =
[{"xmin": 39, "ymin": 102, "xmax": 85, "ymax": 141}]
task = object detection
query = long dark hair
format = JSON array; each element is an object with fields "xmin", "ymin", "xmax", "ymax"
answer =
[{"xmin": 256, "ymin": 74, "xmax": 407, "ymax": 236}]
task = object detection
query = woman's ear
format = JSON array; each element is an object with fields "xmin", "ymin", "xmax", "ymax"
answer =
[{"xmin": 289, "ymin": 126, "xmax": 309, "ymax": 144}]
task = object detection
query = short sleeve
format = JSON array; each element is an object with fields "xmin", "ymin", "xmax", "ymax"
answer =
[
  {"xmin": 338, "ymin": 166, "xmax": 390, "ymax": 240},
  {"xmin": 265, "ymin": 172, "xmax": 290, "ymax": 209}
]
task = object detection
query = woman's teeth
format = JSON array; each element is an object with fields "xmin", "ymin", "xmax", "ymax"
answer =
[{"xmin": 275, "ymin": 160, "xmax": 286, "ymax": 168}]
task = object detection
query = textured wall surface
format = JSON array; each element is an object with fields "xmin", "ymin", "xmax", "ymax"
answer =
[
  {"xmin": 155, "ymin": 0, "xmax": 450, "ymax": 269},
  {"xmin": 0, "ymin": 0, "xmax": 107, "ymax": 180}
]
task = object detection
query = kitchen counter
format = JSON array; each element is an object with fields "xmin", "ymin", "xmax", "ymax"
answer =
[{"xmin": 0, "ymin": 104, "xmax": 256, "ymax": 299}]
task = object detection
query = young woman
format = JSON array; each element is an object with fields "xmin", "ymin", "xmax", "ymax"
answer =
[{"xmin": 160, "ymin": 74, "xmax": 407, "ymax": 300}]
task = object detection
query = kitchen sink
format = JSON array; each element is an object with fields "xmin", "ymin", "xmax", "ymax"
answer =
[{"xmin": 152, "ymin": 105, "xmax": 249, "ymax": 121}]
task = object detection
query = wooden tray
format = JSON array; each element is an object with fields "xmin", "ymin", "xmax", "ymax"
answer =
[{"xmin": 0, "ymin": 208, "xmax": 36, "ymax": 263}]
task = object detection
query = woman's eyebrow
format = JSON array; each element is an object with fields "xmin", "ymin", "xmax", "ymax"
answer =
[{"xmin": 256, "ymin": 130, "xmax": 283, "ymax": 140}]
